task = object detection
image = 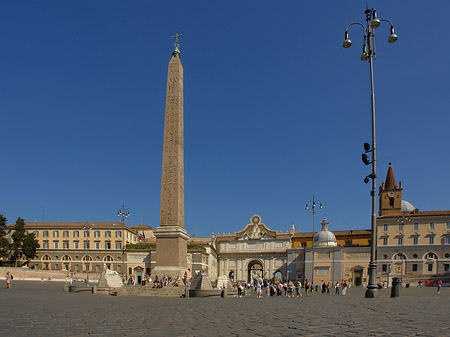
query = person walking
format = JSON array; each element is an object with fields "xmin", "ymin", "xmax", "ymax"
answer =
[
  {"xmin": 437, "ymin": 280, "xmax": 442, "ymax": 294},
  {"xmin": 304, "ymin": 279, "xmax": 310, "ymax": 297},
  {"xmin": 6, "ymin": 272, "xmax": 12, "ymax": 289},
  {"xmin": 335, "ymin": 282, "xmax": 340, "ymax": 295}
]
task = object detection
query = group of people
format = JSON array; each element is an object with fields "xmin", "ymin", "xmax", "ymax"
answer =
[
  {"xmin": 235, "ymin": 279, "xmax": 349, "ymax": 298},
  {"xmin": 130, "ymin": 271, "xmax": 190, "ymax": 288}
]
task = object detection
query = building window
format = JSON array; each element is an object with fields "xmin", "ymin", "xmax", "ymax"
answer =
[
  {"xmin": 301, "ymin": 242, "xmax": 307, "ymax": 248},
  {"xmin": 412, "ymin": 236, "xmax": 419, "ymax": 245},
  {"xmin": 115, "ymin": 242, "xmax": 122, "ymax": 250},
  {"xmin": 33, "ymin": 231, "xmax": 39, "ymax": 237},
  {"xmin": 413, "ymin": 253, "xmax": 418, "ymax": 258},
  {"xmin": 95, "ymin": 242, "xmax": 100, "ymax": 249},
  {"xmin": 382, "ymin": 264, "xmax": 388, "ymax": 272},
  {"xmin": 74, "ymin": 241, "xmax": 79, "ymax": 249},
  {"xmin": 429, "ymin": 222, "xmax": 435, "ymax": 231},
  {"xmin": 43, "ymin": 231, "xmax": 49, "ymax": 238},
  {"xmin": 413, "ymin": 222, "xmax": 419, "ymax": 231},
  {"xmin": 54, "ymin": 241, "xmax": 59, "ymax": 249},
  {"xmin": 84, "ymin": 231, "xmax": 90, "ymax": 238},
  {"xmin": 94, "ymin": 231, "xmax": 100, "ymax": 238},
  {"xmin": 63, "ymin": 231, "xmax": 69, "ymax": 238},
  {"xmin": 444, "ymin": 264, "xmax": 450, "ymax": 272},
  {"xmin": 116, "ymin": 231, "xmax": 122, "ymax": 238},
  {"xmin": 105, "ymin": 231, "xmax": 111, "ymax": 238},
  {"xmin": 345, "ymin": 240, "xmax": 352, "ymax": 246},
  {"xmin": 397, "ymin": 236, "xmax": 403, "ymax": 245},
  {"xmin": 428, "ymin": 235, "xmax": 435, "ymax": 245},
  {"xmin": 427, "ymin": 263, "xmax": 433, "ymax": 272},
  {"xmin": 63, "ymin": 241, "xmax": 69, "ymax": 249},
  {"xmin": 73, "ymin": 231, "xmax": 79, "ymax": 238},
  {"xmin": 133, "ymin": 236, "xmax": 136, "ymax": 242},
  {"xmin": 53, "ymin": 231, "xmax": 59, "ymax": 238},
  {"xmin": 412, "ymin": 264, "xmax": 418, "ymax": 272},
  {"xmin": 84, "ymin": 241, "xmax": 90, "ymax": 249},
  {"xmin": 382, "ymin": 237, "xmax": 389, "ymax": 246},
  {"xmin": 43, "ymin": 241, "xmax": 49, "ymax": 249},
  {"xmin": 316, "ymin": 267, "xmax": 329, "ymax": 276},
  {"xmin": 383, "ymin": 224, "xmax": 389, "ymax": 232},
  {"xmin": 446, "ymin": 222, "xmax": 450, "ymax": 230},
  {"xmin": 398, "ymin": 223, "xmax": 404, "ymax": 232},
  {"xmin": 445, "ymin": 236, "xmax": 450, "ymax": 245},
  {"xmin": 105, "ymin": 242, "xmax": 111, "ymax": 250}
]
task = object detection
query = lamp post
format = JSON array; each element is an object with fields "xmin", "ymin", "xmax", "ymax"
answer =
[
  {"xmin": 82, "ymin": 224, "xmax": 93, "ymax": 284},
  {"xmin": 305, "ymin": 195, "xmax": 323, "ymax": 286},
  {"xmin": 117, "ymin": 204, "xmax": 130, "ymax": 283},
  {"xmin": 343, "ymin": 7, "xmax": 398, "ymax": 298},
  {"xmin": 396, "ymin": 216, "xmax": 411, "ymax": 284}
]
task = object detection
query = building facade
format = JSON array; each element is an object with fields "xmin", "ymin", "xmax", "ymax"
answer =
[
  {"xmin": 215, "ymin": 215, "xmax": 292, "ymax": 283},
  {"xmin": 8, "ymin": 222, "xmax": 138, "ymax": 279},
  {"xmin": 376, "ymin": 163, "xmax": 450, "ymax": 284}
]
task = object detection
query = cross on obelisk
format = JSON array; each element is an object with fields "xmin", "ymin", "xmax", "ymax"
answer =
[
  {"xmin": 171, "ymin": 31, "xmax": 183, "ymax": 56},
  {"xmin": 153, "ymin": 32, "xmax": 190, "ymax": 279}
]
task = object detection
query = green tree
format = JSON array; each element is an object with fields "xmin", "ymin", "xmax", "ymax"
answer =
[
  {"xmin": 22, "ymin": 232, "xmax": 40, "ymax": 265},
  {"xmin": 0, "ymin": 214, "xmax": 10, "ymax": 259},
  {"xmin": 11, "ymin": 217, "xmax": 26, "ymax": 265}
]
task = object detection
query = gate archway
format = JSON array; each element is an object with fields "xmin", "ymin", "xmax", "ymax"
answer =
[{"xmin": 247, "ymin": 260, "xmax": 264, "ymax": 283}]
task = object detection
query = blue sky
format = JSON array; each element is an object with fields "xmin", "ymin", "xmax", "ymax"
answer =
[{"xmin": 1, "ymin": 1, "xmax": 449, "ymax": 236}]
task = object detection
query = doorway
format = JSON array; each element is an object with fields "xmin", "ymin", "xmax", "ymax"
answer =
[
  {"xmin": 247, "ymin": 260, "xmax": 264, "ymax": 283},
  {"xmin": 353, "ymin": 268, "xmax": 363, "ymax": 286}
]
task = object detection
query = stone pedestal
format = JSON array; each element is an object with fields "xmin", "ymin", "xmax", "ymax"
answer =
[{"xmin": 153, "ymin": 226, "xmax": 190, "ymax": 279}]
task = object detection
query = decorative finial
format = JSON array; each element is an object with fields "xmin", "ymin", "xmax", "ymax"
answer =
[{"xmin": 171, "ymin": 31, "xmax": 183, "ymax": 57}]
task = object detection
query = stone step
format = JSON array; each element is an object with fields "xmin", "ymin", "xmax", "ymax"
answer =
[{"xmin": 115, "ymin": 285, "xmax": 186, "ymax": 297}]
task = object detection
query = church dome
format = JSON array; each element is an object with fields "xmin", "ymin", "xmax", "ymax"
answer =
[
  {"xmin": 401, "ymin": 200, "xmax": 416, "ymax": 212},
  {"xmin": 313, "ymin": 218, "xmax": 337, "ymax": 247}
]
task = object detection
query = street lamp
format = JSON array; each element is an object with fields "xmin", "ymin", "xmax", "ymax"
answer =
[
  {"xmin": 117, "ymin": 204, "xmax": 130, "ymax": 282},
  {"xmin": 305, "ymin": 195, "xmax": 323, "ymax": 287},
  {"xmin": 343, "ymin": 7, "xmax": 398, "ymax": 298},
  {"xmin": 396, "ymin": 216, "xmax": 411, "ymax": 284},
  {"xmin": 82, "ymin": 224, "xmax": 93, "ymax": 284}
]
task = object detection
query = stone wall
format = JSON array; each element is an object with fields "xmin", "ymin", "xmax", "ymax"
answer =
[{"xmin": 0, "ymin": 266, "xmax": 100, "ymax": 282}]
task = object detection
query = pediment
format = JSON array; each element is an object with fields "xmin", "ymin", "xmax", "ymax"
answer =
[{"xmin": 235, "ymin": 215, "xmax": 277, "ymax": 240}]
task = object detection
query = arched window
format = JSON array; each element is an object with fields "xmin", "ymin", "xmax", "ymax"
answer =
[
  {"xmin": 103, "ymin": 255, "xmax": 113, "ymax": 269},
  {"xmin": 61, "ymin": 255, "xmax": 71, "ymax": 271},
  {"xmin": 424, "ymin": 253, "xmax": 438, "ymax": 274},
  {"xmin": 82, "ymin": 255, "xmax": 93, "ymax": 272},
  {"xmin": 42, "ymin": 255, "xmax": 51, "ymax": 270}
]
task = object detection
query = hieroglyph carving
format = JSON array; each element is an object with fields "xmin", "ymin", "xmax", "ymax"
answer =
[{"xmin": 160, "ymin": 55, "xmax": 185, "ymax": 228}]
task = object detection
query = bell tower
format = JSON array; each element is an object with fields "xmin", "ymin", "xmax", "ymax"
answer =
[{"xmin": 378, "ymin": 163, "xmax": 402, "ymax": 216}]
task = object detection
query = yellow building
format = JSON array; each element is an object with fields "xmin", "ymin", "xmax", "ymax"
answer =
[
  {"xmin": 8, "ymin": 222, "xmax": 138, "ymax": 279},
  {"xmin": 376, "ymin": 163, "xmax": 450, "ymax": 284},
  {"xmin": 288, "ymin": 219, "xmax": 371, "ymax": 287}
]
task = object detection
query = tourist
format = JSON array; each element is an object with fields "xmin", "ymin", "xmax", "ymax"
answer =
[
  {"xmin": 321, "ymin": 282, "xmax": 326, "ymax": 293},
  {"xmin": 437, "ymin": 280, "xmax": 442, "ymax": 294},
  {"xmin": 296, "ymin": 280, "xmax": 302, "ymax": 297},
  {"xmin": 304, "ymin": 279, "xmax": 310, "ymax": 296},
  {"xmin": 326, "ymin": 282, "xmax": 331, "ymax": 294},
  {"xmin": 342, "ymin": 281, "xmax": 348, "ymax": 296},
  {"xmin": 6, "ymin": 272, "xmax": 12, "ymax": 289},
  {"xmin": 335, "ymin": 282, "xmax": 340, "ymax": 295},
  {"xmin": 269, "ymin": 283, "xmax": 275, "ymax": 296},
  {"xmin": 256, "ymin": 280, "xmax": 262, "ymax": 298},
  {"xmin": 418, "ymin": 280, "xmax": 422, "ymax": 288}
]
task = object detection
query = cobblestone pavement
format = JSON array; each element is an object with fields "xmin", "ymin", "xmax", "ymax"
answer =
[{"xmin": 1, "ymin": 281, "xmax": 449, "ymax": 336}]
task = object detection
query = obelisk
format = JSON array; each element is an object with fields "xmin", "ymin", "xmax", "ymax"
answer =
[{"xmin": 152, "ymin": 32, "xmax": 190, "ymax": 279}]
